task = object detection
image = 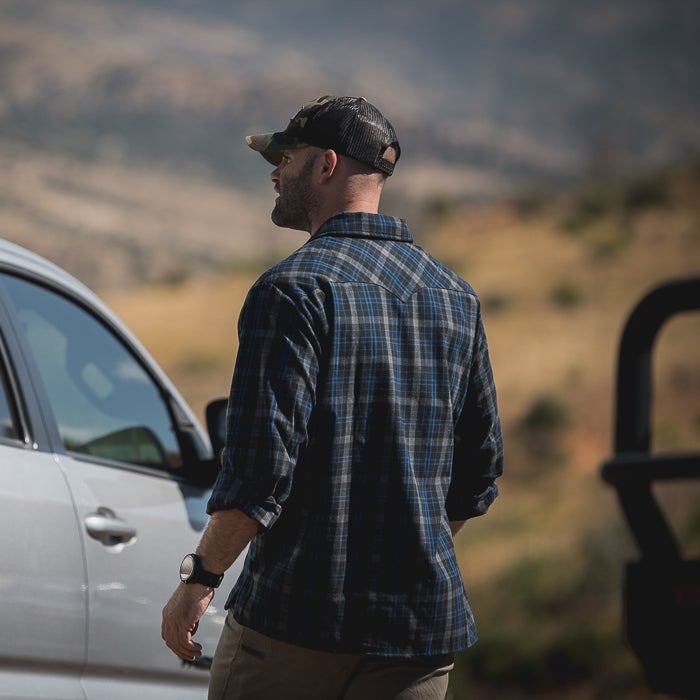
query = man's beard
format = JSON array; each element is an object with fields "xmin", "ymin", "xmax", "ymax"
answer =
[{"xmin": 271, "ymin": 154, "xmax": 320, "ymax": 232}]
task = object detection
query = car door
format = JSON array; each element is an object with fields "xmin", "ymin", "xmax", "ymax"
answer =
[
  {"xmin": 0, "ymin": 298, "xmax": 87, "ymax": 700},
  {"xmin": 0, "ymin": 272, "xmax": 241, "ymax": 699}
]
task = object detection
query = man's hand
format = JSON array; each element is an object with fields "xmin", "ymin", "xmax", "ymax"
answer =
[
  {"xmin": 161, "ymin": 510, "xmax": 259, "ymax": 659},
  {"xmin": 162, "ymin": 583, "xmax": 215, "ymax": 660}
]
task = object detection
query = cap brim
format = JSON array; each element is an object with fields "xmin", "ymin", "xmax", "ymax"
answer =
[{"xmin": 245, "ymin": 132, "xmax": 307, "ymax": 166}]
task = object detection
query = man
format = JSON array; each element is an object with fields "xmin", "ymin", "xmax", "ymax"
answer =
[{"xmin": 162, "ymin": 95, "xmax": 503, "ymax": 700}]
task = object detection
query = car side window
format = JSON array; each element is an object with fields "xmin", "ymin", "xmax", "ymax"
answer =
[
  {"xmin": 2, "ymin": 275, "xmax": 182, "ymax": 470},
  {"xmin": 0, "ymin": 349, "xmax": 20, "ymax": 442}
]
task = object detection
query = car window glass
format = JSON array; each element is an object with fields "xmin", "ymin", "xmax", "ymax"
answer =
[
  {"xmin": 0, "ymin": 351, "xmax": 20, "ymax": 441},
  {"xmin": 2, "ymin": 275, "xmax": 182, "ymax": 470}
]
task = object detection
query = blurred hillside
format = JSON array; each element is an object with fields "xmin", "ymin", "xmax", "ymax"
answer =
[
  {"xmin": 2, "ymin": 0, "xmax": 699, "ymax": 696},
  {"xmin": 1, "ymin": 0, "xmax": 699, "ymax": 289},
  {"xmin": 106, "ymin": 160, "xmax": 700, "ymax": 699}
]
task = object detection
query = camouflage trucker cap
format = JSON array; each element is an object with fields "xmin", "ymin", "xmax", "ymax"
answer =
[{"xmin": 246, "ymin": 96, "xmax": 400, "ymax": 176}]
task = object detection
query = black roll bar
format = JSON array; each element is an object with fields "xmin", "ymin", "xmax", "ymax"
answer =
[
  {"xmin": 599, "ymin": 275, "xmax": 700, "ymax": 699},
  {"xmin": 601, "ymin": 276, "xmax": 700, "ymax": 561}
]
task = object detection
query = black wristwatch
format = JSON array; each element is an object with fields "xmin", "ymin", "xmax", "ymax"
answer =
[{"xmin": 179, "ymin": 553, "xmax": 224, "ymax": 588}]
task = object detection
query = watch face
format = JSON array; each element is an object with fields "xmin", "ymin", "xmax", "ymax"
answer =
[{"xmin": 180, "ymin": 554, "xmax": 195, "ymax": 582}]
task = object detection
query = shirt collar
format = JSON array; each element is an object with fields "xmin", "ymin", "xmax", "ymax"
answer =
[{"xmin": 311, "ymin": 212, "xmax": 413, "ymax": 244}]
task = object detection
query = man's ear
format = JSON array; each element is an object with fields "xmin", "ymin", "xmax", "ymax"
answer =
[{"xmin": 317, "ymin": 149, "xmax": 339, "ymax": 183}]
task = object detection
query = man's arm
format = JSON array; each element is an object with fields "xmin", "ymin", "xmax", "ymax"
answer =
[
  {"xmin": 161, "ymin": 508, "xmax": 259, "ymax": 660},
  {"xmin": 196, "ymin": 508, "xmax": 260, "ymax": 574},
  {"xmin": 162, "ymin": 281, "xmax": 323, "ymax": 659},
  {"xmin": 445, "ymin": 311, "xmax": 503, "ymax": 522}
]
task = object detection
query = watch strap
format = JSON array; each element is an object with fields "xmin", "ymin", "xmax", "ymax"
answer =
[
  {"xmin": 194, "ymin": 566, "xmax": 224, "ymax": 588},
  {"xmin": 181, "ymin": 553, "xmax": 224, "ymax": 588}
]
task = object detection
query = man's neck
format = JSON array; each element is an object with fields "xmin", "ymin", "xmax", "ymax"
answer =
[{"xmin": 309, "ymin": 197, "xmax": 381, "ymax": 236}]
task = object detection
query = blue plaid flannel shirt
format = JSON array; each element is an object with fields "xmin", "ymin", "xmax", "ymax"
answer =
[{"xmin": 208, "ymin": 212, "xmax": 503, "ymax": 656}]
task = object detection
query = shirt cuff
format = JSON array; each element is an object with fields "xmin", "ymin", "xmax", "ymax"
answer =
[
  {"xmin": 445, "ymin": 483, "xmax": 499, "ymax": 521},
  {"xmin": 207, "ymin": 471, "xmax": 283, "ymax": 530}
]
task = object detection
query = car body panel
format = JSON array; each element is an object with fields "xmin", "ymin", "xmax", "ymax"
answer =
[
  {"xmin": 1, "ymin": 669, "xmax": 86, "ymax": 700},
  {"xmin": 0, "ymin": 239, "xmax": 238, "ymax": 698},
  {"xmin": 0, "ymin": 443, "xmax": 87, "ymax": 699},
  {"xmin": 57, "ymin": 452, "xmax": 236, "ymax": 677}
]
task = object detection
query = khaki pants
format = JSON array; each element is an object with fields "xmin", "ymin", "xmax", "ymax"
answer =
[{"xmin": 209, "ymin": 612, "xmax": 454, "ymax": 700}]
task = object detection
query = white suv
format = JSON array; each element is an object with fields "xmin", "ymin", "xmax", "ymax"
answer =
[{"xmin": 0, "ymin": 239, "xmax": 236, "ymax": 699}]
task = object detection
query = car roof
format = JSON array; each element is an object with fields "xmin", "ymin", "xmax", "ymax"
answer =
[{"xmin": 0, "ymin": 238, "xmax": 96, "ymax": 299}]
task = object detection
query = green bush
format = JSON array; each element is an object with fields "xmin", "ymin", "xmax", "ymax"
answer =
[
  {"xmin": 177, "ymin": 353, "xmax": 222, "ymax": 375},
  {"xmin": 425, "ymin": 195, "xmax": 459, "ymax": 223},
  {"xmin": 561, "ymin": 187, "xmax": 614, "ymax": 234},
  {"xmin": 455, "ymin": 615, "xmax": 615, "ymax": 692},
  {"xmin": 550, "ymin": 281, "xmax": 585, "ymax": 309},
  {"xmin": 520, "ymin": 395, "xmax": 570, "ymax": 432},
  {"xmin": 452, "ymin": 542, "xmax": 623, "ymax": 695},
  {"xmin": 482, "ymin": 293, "xmax": 512, "ymax": 315},
  {"xmin": 515, "ymin": 395, "xmax": 571, "ymax": 468},
  {"xmin": 622, "ymin": 173, "xmax": 670, "ymax": 212}
]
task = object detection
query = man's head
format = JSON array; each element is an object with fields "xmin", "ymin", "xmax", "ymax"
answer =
[{"xmin": 246, "ymin": 95, "xmax": 400, "ymax": 177}]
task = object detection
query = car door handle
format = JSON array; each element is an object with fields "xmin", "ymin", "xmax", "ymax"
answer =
[{"xmin": 85, "ymin": 508, "xmax": 137, "ymax": 546}]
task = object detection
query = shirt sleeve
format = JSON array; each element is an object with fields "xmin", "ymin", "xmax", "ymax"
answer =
[
  {"xmin": 445, "ymin": 310, "xmax": 504, "ymax": 521},
  {"xmin": 207, "ymin": 280, "xmax": 324, "ymax": 529}
]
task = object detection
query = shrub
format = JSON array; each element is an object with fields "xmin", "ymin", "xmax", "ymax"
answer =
[
  {"xmin": 588, "ymin": 223, "xmax": 633, "ymax": 260},
  {"xmin": 482, "ymin": 293, "xmax": 512, "ymax": 315},
  {"xmin": 561, "ymin": 187, "xmax": 614, "ymax": 234},
  {"xmin": 453, "ymin": 544, "xmax": 622, "ymax": 694},
  {"xmin": 516, "ymin": 395, "xmax": 571, "ymax": 467},
  {"xmin": 159, "ymin": 267, "xmax": 189, "ymax": 287},
  {"xmin": 550, "ymin": 281, "xmax": 585, "ymax": 308},
  {"xmin": 424, "ymin": 195, "xmax": 459, "ymax": 223},
  {"xmin": 622, "ymin": 173, "xmax": 670, "ymax": 212},
  {"xmin": 520, "ymin": 395, "xmax": 570, "ymax": 432}
]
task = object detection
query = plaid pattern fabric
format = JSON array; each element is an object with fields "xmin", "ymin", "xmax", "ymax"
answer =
[{"xmin": 208, "ymin": 212, "xmax": 503, "ymax": 656}]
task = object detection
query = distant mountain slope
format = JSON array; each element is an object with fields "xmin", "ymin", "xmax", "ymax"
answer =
[
  {"xmin": 2, "ymin": 0, "xmax": 698, "ymax": 187},
  {"xmin": 0, "ymin": 0, "xmax": 698, "ymax": 287}
]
